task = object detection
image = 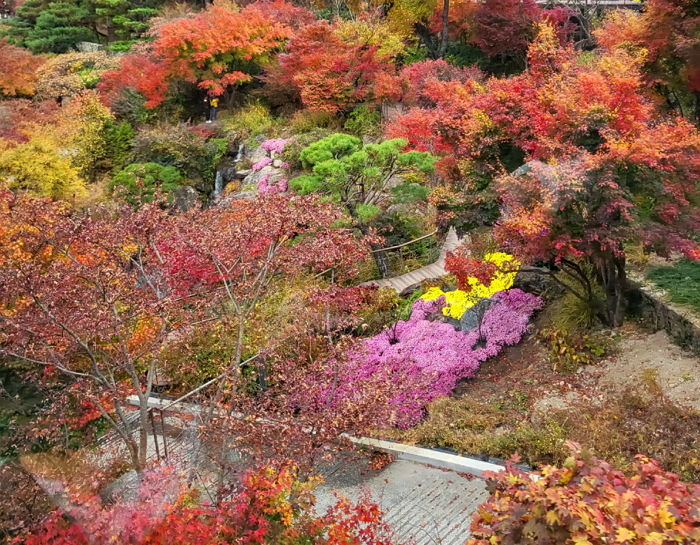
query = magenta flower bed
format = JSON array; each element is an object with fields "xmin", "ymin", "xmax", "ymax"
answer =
[{"xmin": 347, "ymin": 289, "xmax": 543, "ymax": 426}]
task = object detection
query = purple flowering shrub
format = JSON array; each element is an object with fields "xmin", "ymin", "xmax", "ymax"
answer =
[
  {"xmin": 261, "ymin": 138, "xmax": 290, "ymax": 154},
  {"xmin": 251, "ymin": 156, "xmax": 273, "ymax": 172},
  {"xmin": 258, "ymin": 173, "xmax": 288, "ymax": 195},
  {"xmin": 348, "ymin": 289, "xmax": 543, "ymax": 426}
]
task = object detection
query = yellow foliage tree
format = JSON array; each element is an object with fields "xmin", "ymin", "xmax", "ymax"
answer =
[
  {"xmin": 334, "ymin": 17, "xmax": 410, "ymax": 59},
  {"xmin": 0, "ymin": 135, "xmax": 87, "ymax": 201},
  {"xmin": 35, "ymin": 51, "xmax": 118, "ymax": 102},
  {"xmin": 54, "ymin": 90, "xmax": 114, "ymax": 181}
]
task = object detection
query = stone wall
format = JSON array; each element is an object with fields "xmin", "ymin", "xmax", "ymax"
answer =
[
  {"xmin": 625, "ymin": 281, "xmax": 700, "ymax": 354},
  {"xmin": 515, "ymin": 269, "xmax": 700, "ymax": 354}
]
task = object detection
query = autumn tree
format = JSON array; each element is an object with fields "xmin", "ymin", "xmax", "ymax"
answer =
[
  {"xmin": 34, "ymin": 51, "xmax": 118, "ymax": 103},
  {"xmin": 263, "ymin": 19, "xmax": 398, "ymax": 113},
  {"xmin": 99, "ymin": 2, "xmax": 294, "ymax": 108},
  {"xmin": 0, "ymin": 39, "xmax": 45, "ymax": 98},
  {"xmin": 0, "ymin": 192, "xmax": 191, "ymax": 471},
  {"xmin": 495, "ymin": 119, "xmax": 700, "ymax": 326},
  {"xmin": 369, "ymin": 0, "xmax": 450, "ymax": 59},
  {"xmin": 470, "ymin": 0, "xmax": 542, "ymax": 66},
  {"xmin": 0, "ymin": 190, "xmax": 373, "ymax": 474},
  {"xmin": 595, "ymin": 1, "xmax": 700, "ymax": 122},
  {"xmin": 54, "ymin": 90, "xmax": 115, "ymax": 182},
  {"xmin": 290, "ymin": 134, "xmax": 436, "ymax": 277},
  {"xmin": 19, "ymin": 464, "xmax": 399, "ymax": 545},
  {"xmin": 158, "ymin": 193, "xmax": 368, "ymax": 370},
  {"xmin": 387, "ymin": 22, "xmax": 653, "ymax": 176},
  {"xmin": 387, "ymin": 23, "xmax": 698, "ymax": 325},
  {"xmin": 0, "ymin": 136, "xmax": 88, "ymax": 200},
  {"xmin": 0, "ymin": 100, "xmax": 60, "ymax": 144}
]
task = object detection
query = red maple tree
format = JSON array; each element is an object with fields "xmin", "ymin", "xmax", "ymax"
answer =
[{"xmin": 263, "ymin": 20, "xmax": 398, "ymax": 113}]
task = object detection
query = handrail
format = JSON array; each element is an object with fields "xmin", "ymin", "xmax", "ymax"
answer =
[
  {"xmin": 155, "ymin": 352, "xmax": 261, "ymax": 413},
  {"xmin": 370, "ymin": 229, "xmax": 438, "ymax": 253}
]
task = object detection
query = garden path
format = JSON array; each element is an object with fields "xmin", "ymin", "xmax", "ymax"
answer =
[
  {"xmin": 315, "ymin": 454, "xmax": 488, "ymax": 545},
  {"xmin": 102, "ymin": 397, "xmax": 491, "ymax": 544},
  {"xmin": 363, "ymin": 227, "xmax": 463, "ymax": 294}
]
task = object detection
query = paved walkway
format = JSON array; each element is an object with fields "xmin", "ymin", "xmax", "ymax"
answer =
[
  {"xmin": 364, "ymin": 227, "xmax": 463, "ymax": 294},
  {"xmin": 315, "ymin": 456, "xmax": 488, "ymax": 545}
]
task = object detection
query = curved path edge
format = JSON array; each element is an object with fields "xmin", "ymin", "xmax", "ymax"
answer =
[{"xmin": 345, "ymin": 435, "xmax": 504, "ymax": 477}]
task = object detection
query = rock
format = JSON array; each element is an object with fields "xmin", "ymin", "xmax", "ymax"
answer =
[
  {"xmin": 246, "ymin": 142, "xmax": 269, "ymax": 165},
  {"xmin": 171, "ymin": 186, "xmax": 199, "ymax": 211},
  {"xmin": 459, "ymin": 298, "xmax": 496, "ymax": 333},
  {"xmin": 531, "ymin": 391, "xmax": 585, "ymax": 425},
  {"xmin": 241, "ymin": 165, "xmax": 286, "ymax": 188},
  {"xmin": 76, "ymin": 41, "xmax": 104, "ymax": 52},
  {"xmin": 217, "ymin": 190, "xmax": 256, "ymax": 206},
  {"xmin": 272, "ymin": 159, "xmax": 283, "ymax": 168},
  {"xmin": 513, "ymin": 268, "xmax": 559, "ymax": 296},
  {"xmin": 625, "ymin": 280, "xmax": 700, "ymax": 354},
  {"xmin": 234, "ymin": 169, "xmax": 251, "ymax": 179},
  {"xmin": 100, "ymin": 470, "xmax": 141, "ymax": 503}
]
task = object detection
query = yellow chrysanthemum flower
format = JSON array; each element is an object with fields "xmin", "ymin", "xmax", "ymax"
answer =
[{"xmin": 420, "ymin": 252, "xmax": 520, "ymax": 319}]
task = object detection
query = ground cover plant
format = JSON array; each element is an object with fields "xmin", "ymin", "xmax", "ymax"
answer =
[{"xmin": 0, "ymin": 0, "xmax": 699, "ymax": 543}]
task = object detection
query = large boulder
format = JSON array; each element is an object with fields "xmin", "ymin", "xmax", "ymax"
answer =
[
  {"xmin": 171, "ymin": 186, "xmax": 199, "ymax": 211},
  {"xmin": 241, "ymin": 165, "xmax": 287, "ymax": 188},
  {"xmin": 459, "ymin": 297, "xmax": 497, "ymax": 333}
]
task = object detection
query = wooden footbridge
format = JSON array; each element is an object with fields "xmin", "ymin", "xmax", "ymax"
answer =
[{"xmin": 363, "ymin": 227, "xmax": 463, "ymax": 294}]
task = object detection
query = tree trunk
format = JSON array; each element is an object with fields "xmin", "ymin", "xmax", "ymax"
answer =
[
  {"xmin": 437, "ymin": 0, "xmax": 450, "ymax": 59},
  {"xmin": 347, "ymin": 206, "xmax": 390, "ymax": 278},
  {"xmin": 415, "ymin": 23, "xmax": 439, "ymax": 59},
  {"xmin": 597, "ymin": 255, "xmax": 627, "ymax": 327},
  {"xmin": 137, "ymin": 400, "xmax": 149, "ymax": 471}
]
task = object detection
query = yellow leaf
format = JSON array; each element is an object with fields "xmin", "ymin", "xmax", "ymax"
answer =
[
  {"xmin": 646, "ymin": 532, "xmax": 666, "ymax": 545},
  {"xmin": 658, "ymin": 505, "xmax": 676, "ymax": 526},
  {"xmin": 545, "ymin": 509, "xmax": 559, "ymax": 525},
  {"xmin": 615, "ymin": 527, "xmax": 636, "ymax": 542}
]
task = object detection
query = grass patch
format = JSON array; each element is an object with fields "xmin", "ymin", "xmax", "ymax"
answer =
[{"xmin": 647, "ymin": 260, "xmax": 700, "ymax": 313}]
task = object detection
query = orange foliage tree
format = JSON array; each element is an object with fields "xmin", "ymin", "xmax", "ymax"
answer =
[
  {"xmin": 0, "ymin": 39, "xmax": 45, "ymax": 98},
  {"xmin": 595, "ymin": 0, "xmax": 700, "ymax": 121},
  {"xmin": 469, "ymin": 446, "xmax": 700, "ymax": 545},
  {"xmin": 19, "ymin": 464, "xmax": 399, "ymax": 545},
  {"xmin": 387, "ymin": 24, "xmax": 700, "ymax": 325},
  {"xmin": 99, "ymin": 1, "xmax": 299, "ymax": 108}
]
